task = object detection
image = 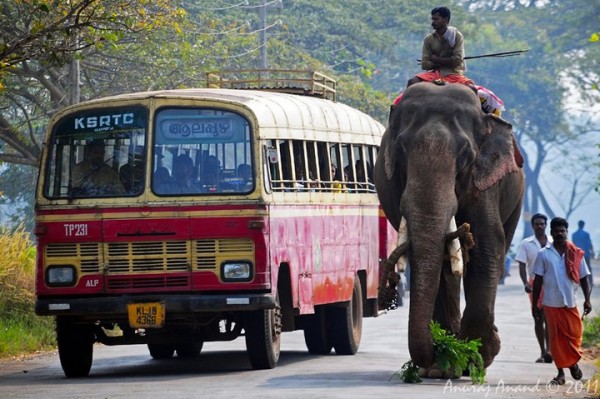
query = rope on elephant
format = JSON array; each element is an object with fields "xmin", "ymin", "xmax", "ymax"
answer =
[
  {"xmin": 378, "ymin": 241, "xmax": 409, "ymax": 311},
  {"xmin": 377, "ymin": 223, "xmax": 474, "ymax": 310},
  {"xmin": 445, "ymin": 222, "xmax": 474, "ymax": 264}
]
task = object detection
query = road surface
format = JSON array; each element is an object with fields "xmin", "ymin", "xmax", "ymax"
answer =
[{"xmin": 1, "ymin": 260, "xmax": 598, "ymax": 399}]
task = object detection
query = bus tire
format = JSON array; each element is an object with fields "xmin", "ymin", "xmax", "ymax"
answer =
[
  {"xmin": 245, "ymin": 295, "xmax": 281, "ymax": 369},
  {"xmin": 148, "ymin": 343, "xmax": 175, "ymax": 359},
  {"xmin": 328, "ymin": 277, "xmax": 363, "ymax": 355},
  {"xmin": 56, "ymin": 317, "xmax": 94, "ymax": 378},
  {"xmin": 303, "ymin": 306, "xmax": 332, "ymax": 354},
  {"xmin": 176, "ymin": 342, "xmax": 203, "ymax": 358}
]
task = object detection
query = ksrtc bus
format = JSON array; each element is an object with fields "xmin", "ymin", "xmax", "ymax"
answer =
[{"xmin": 34, "ymin": 71, "xmax": 398, "ymax": 377}]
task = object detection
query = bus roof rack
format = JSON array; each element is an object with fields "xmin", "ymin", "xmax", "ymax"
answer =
[{"xmin": 206, "ymin": 69, "xmax": 337, "ymax": 101}]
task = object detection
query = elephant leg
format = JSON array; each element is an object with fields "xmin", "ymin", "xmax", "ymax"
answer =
[
  {"xmin": 461, "ymin": 254, "xmax": 502, "ymax": 368},
  {"xmin": 419, "ymin": 261, "xmax": 463, "ymax": 379}
]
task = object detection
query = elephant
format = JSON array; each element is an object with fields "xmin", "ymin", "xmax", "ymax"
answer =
[{"xmin": 374, "ymin": 82, "xmax": 524, "ymax": 372}]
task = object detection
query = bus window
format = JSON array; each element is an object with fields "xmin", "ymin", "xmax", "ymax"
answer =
[
  {"xmin": 305, "ymin": 141, "xmax": 320, "ymax": 192},
  {"xmin": 316, "ymin": 141, "xmax": 330, "ymax": 191},
  {"xmin": 278, "ymin": 140, "xmax": 293, "ymax": 191},
  {"xmin": 152, "ymin": 108, "xmax": 253, "ymax": 195},
  {"xmin": 366, "ymin": 146, "xmax": 376, "ymax": 189},
  {"xmin": 330, "ymin": 143, "xmax": 345, "ymax": 192},
  {"xmin": 341, "ymin": 143, "xmax": 355, "ymax": 192},
  {"xmin": 43, "ymin": 107, "xmax": 148, "ymax": 199}
]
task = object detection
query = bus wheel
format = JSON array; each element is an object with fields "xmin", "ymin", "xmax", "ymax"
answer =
[
  {"xmin": 245, "ymin": 295, "xmax": 282, "ymax": 369},
  {"xmin": 175, "ymin": 342, "xmax": 203, "ymax": 358},
  {"xmin": 56, "ymin": 317, "xmax": 94, "ymax": 378},
  {"xmin": 148, "ymin": 343, "xmax": 175, "ymax": 359},
  {"xmin": 329, "ymin": 277, "xmax": 363, "ymax": 355},
  {"xmin": 303, "ymin": 306, "xmax": 332, "ymax": 354}
]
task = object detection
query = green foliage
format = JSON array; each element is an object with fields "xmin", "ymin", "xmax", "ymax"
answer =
[
  {"xmin": 395, "ymin": 360, "xmax": 422, "ymax": 383},
  {"xmin": 430, "ymin": 321, "xmax": 485, "ymax": 384},
  {"xmin": 0, "ymin": 314, "xmax": 55, "ymax": 358},
  {"xmin": 1, "ymin": 0, "xmax": 599, "ymax": 236},
  {"xmin": 0, "ymin": 227, "xmax": 55, "ymax": 357},
  {"xmin": 0, "ymin": 0, "xmax": 185, "ymax": 72},
  {"xmin": 397, "ymin": 321, "xmax": 485, "ymax": 384},
  {"xmin": 583, "ymin": 315, "xmax": 600, "ymax": 348}
]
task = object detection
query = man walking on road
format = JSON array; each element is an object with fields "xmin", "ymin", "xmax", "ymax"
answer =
[
  {"xmin": 572, "ymin": 220, "xmax": 595, "ymax": 286},
  {"xmin": 532, "ymin": 217, "xmax": 592, "ymax": 386},
  {"xmin": 515, "ymin": 213, "xmax": 552, "ymax": 363}
]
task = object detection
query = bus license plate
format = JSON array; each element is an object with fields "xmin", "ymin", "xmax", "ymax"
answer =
[{"xmin": 127, "ymin": 302, "xmax": 165, "ymax": 328}]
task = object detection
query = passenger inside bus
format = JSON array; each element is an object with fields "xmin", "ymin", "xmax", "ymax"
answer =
[
  {"xmin": 354, "ymin": 160, "xmax": 373, "ymax": 192},
  {"xmin": 332, "ymin": 164, "xmax": 346, "ymax": 193},
  {"xmin": 153, "ymin": 166, "xmax": 171, "ymax": 192},
  {"xmin": 119, "ymin": 162, "xmax": 144, "ymax": 193},
  {"xmin": 201, "ymin": 156, "xmax": 221, "ymax": 191},
  {"xmin": 236, "ymin": 163, "xmax": 253, "ymax": 190},
  {"xmin": 71, "ymin": 140, "xmax": 125, "ymax": 196},
  {"xmin": 168, "ymin": 154, "xmax": 201, "ymax": 194}
]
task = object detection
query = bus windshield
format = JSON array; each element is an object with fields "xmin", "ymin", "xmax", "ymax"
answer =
[
  {"xmin": 43, "ymin": 107, "xmax": 148, "ymax": 199},
  {"xmin": 43, "ymin": 106, "xmax": 254, "ymax": 199},
  {"xmin": 152, "ymin": 108, "xmax": 253, "ymax": 196}
]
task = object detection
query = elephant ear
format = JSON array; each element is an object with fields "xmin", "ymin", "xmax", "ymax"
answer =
[
  {"xmin": 382, "ymin": 107, "xmax": 402, "ymax": 180},
  {"xmin": 383, "ymin": 132, "xmax": 397, "ymax": 180},
  {"xmin": 473, "ymin": 115, "xmax": 520, "ymax": 191}
]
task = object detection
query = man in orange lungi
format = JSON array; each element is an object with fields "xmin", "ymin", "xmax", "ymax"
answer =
[{"xmin": 532, "ymin": 217, "xmax": 592, "ymax": 385}]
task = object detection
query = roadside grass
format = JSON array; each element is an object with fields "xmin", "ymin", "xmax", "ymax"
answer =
[
  {"xmin": 583, "ymin": 315, "xmax": 600, "ymax": 395},
  {"xmin": 0, "ymin": 227, "xmax": 55, "ymax": 358}
]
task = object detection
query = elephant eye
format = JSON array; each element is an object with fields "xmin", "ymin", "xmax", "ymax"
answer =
[{"xmin": 457, "ymin": 143, "xmax": 475, "ymax": 173}]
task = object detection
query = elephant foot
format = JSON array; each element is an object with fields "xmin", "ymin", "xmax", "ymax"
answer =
[
  {"xmin": 418, "ymin": 364, "xmax": 460, "ymax": 379},
  {"xmin": 480, "ymin": 326, "xmax": 501, "ymax": 368}
]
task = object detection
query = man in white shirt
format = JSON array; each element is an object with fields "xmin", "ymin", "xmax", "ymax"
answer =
[
  {"xmin": 515, "ymin": 213, "xmax": 551, "ymax": 363},
  {"xmin": 532, "ymin": 217, "xmax": 592, "ymax": 385}
]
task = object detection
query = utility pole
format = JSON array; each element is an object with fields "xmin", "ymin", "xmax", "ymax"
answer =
[
  {"xmin": 69, "ymin": 58, "xmax": 80, "ymax": 105},
  {"xmin": 69, "ymin": 30, "xmax": 80, "ymax": 105}
]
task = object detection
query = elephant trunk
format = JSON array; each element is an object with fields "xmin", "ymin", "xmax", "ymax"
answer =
[
  {"xmin": 403, "ymin": 147, "xmax": 458, "ymax": 369},
  {"xmin": 406, "ymin": 215, "xmax": 449, "ymax": 368}
]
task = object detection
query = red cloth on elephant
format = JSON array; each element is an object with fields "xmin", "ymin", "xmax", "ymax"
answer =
[
  {"xmin": 543, "ymin": 306, "xmax": 582, "ymax": 368},
  {"xmin": 393, "ymin": 72, "xmax": 475, "ymax": 106},
  {"xmin": 565, "ymin": 241, "xmax": 584, "ymax": 283},
  {"xmin": 415, "ymin": 70, "xmax": 475, "ymax": 86}
]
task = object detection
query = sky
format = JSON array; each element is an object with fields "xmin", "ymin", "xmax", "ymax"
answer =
[{"xmin": 510, "ymin": 143, "xmax": 600, "ymax": 254}]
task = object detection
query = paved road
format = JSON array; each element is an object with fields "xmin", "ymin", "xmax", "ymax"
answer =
[{"xmin": 1, "ymin": 260, "xmax": 598, "ymax": 399}]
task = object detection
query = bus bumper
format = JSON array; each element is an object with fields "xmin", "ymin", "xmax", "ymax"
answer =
[{"xmin": 35, "ymin": 293, "xmax": 276, "ymax": 317}]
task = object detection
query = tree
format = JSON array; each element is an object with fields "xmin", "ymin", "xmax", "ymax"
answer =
[
  {"xmin": 0, "ymin": 0, "xmax": 184, "ymax": 77},
  {"xmin": 0, "ymin": 0, "xmax": 185, "ymax": 167},
  {"xmin": 457, "ymin": 0, "xmax": 600, "ymax": 237}
]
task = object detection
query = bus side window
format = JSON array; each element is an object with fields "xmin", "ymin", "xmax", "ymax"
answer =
[
  {"xmin": 316, "ymin": 141, "xmax": 330, "ymax": 192},
  {"xmin": 330, "ymin": 143, "xmax": 343, "ymax": 192},
  {"xmin": 306, "ymin": 141, "xmax": 320, "ymax": 192},
  {"xmin": 341, "ymin": 143, "xmax": 355, "ymax": 192},
  {"xmin": 279, "ymin": 140, "xmax": 293, "ymax": 191}
]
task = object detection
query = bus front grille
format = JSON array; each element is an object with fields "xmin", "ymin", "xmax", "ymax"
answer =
[
  {"xmin": 194, "ymin": 239, "xmax": 254, "ymax": 270},
  {"xmin": 107, "ymin": 241, "xmax": 190, "ymax": 273},
  {"xmin": 44, "ymin": 239, "xmax": 255, "ymax": 275},
  {"xmin": 45, "ymin": 243, "xmax": 101, "ymax": 273},
  {"xmin": 107, "ymin": 275, "xmax": 190, "ymax": 290}
]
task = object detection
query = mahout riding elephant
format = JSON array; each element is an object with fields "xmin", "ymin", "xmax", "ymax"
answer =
[{"xmin": 374, "ymin": 82, "xmax": 524, "ymax": 373}]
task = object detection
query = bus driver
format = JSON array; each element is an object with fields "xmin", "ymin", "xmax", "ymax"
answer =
[{"xmin": 71, "ymin": 140, "xmax": 125, "ymax": 195}]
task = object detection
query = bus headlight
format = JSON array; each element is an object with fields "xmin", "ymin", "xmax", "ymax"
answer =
[
  {"xmin": 221, "ymin": 262, "xmax": 252, "ymax": 282},
  {"xmin": 46, "ymin": 266, "xmax": 76, "ymax": 286}
]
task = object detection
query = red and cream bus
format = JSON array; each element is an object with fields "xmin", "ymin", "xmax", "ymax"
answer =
[{"xmin": 34, "ymin": 70, "xmax": 397, "ymax": 377}]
